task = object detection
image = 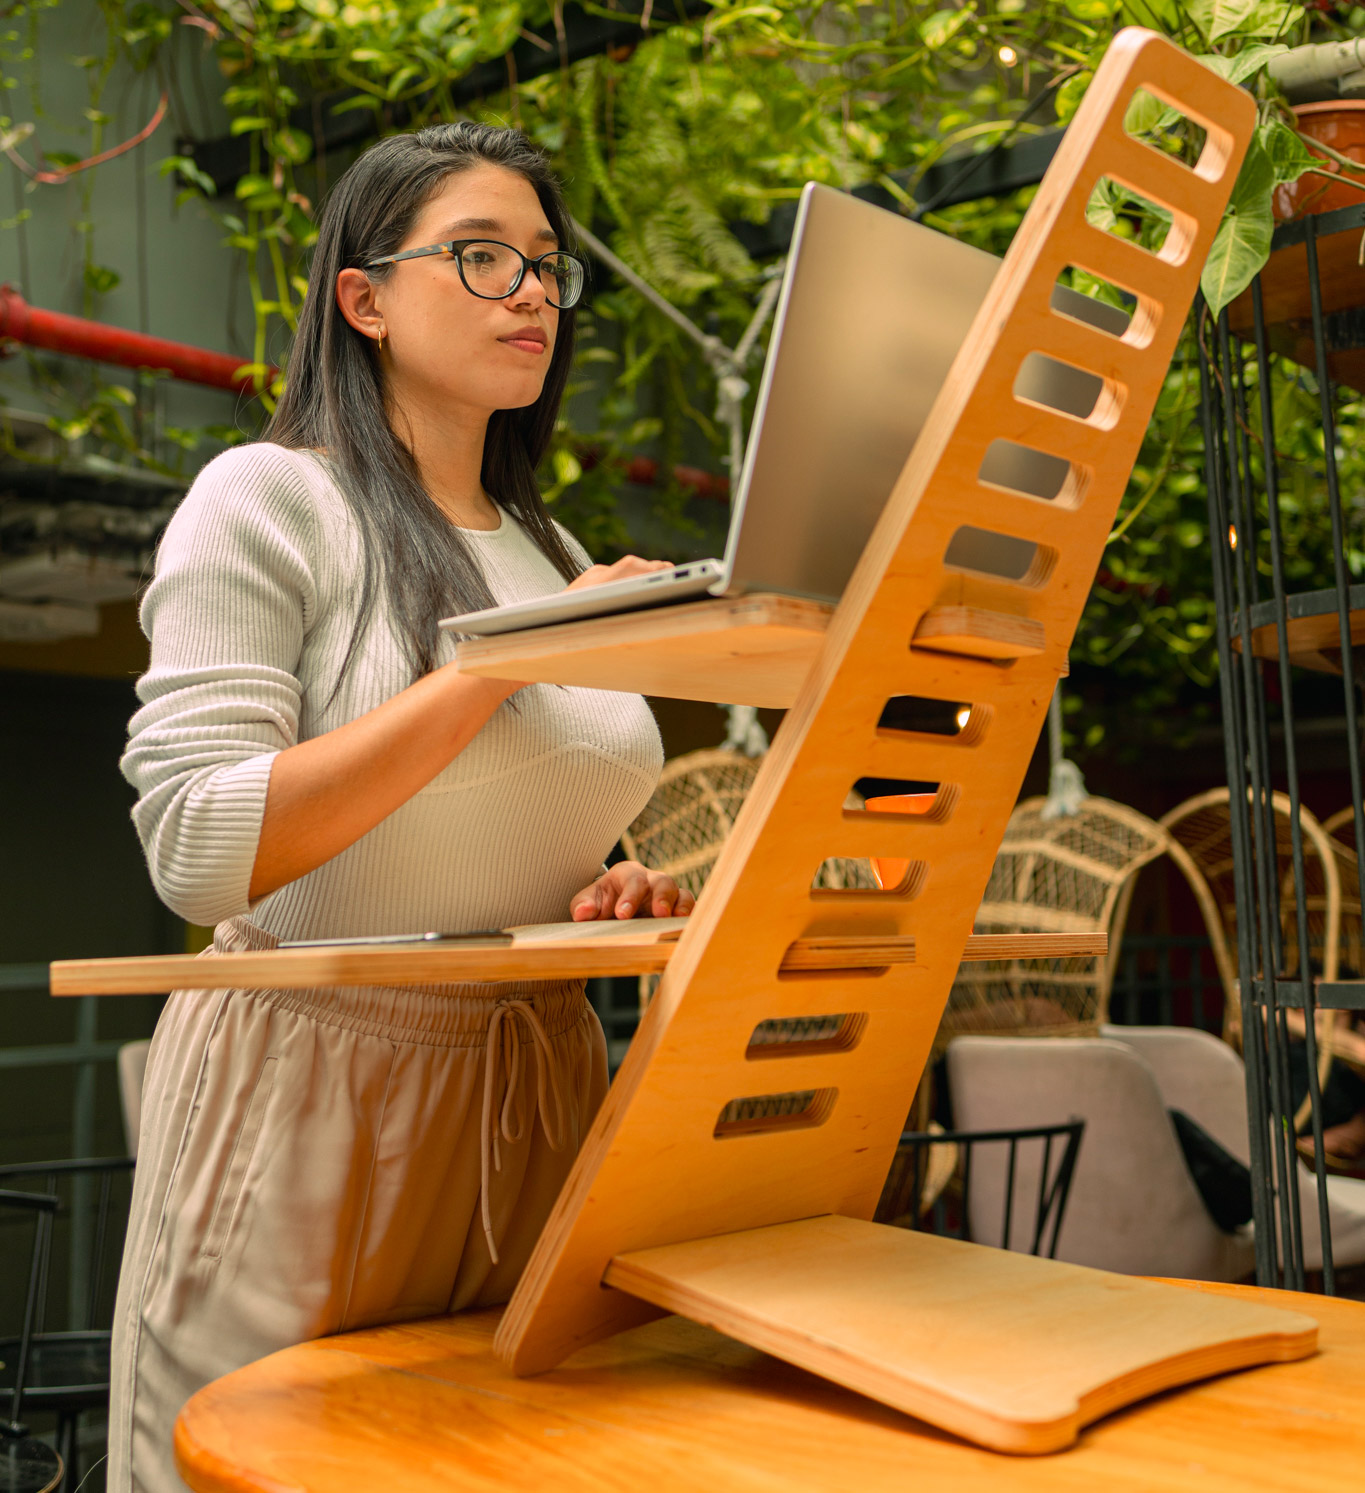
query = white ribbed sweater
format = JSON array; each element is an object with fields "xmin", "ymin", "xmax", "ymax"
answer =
[{"xmin": 122, "ymin": 442, "xmax": 663, "ymax": 937}]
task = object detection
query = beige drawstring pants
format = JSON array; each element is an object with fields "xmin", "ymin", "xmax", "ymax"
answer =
[{"xmin": 107, "ymin": 917, "xmax": 607, "ymax": 1493}]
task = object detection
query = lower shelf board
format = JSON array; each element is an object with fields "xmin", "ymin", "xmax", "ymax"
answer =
[
  {"xmin": 48, "ymin": 929, "xmax": 1108, "ymax": 996},
  {"xmin": 603, "ymin": 1216, "xmax": 1318, "ymax": 1455}
]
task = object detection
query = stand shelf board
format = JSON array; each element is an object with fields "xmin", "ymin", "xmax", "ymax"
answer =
[
  {"xmin": 912, "ymin": 605, "xmax": 1046, "ymax": 662},
  {"xmin": 47, "ymin": 927, "xmax": 1107, "ymax": 996},
  {"xmin": 604, "ymin": 1216, "xmax": 1318, "ymax": 1456},
  {"xmin": 452, "ymin": 594, "xmax": 832, "ymax": 708}
]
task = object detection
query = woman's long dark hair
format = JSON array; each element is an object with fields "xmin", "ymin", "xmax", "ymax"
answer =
[{"xmin": 266, "ymin": 121, "xmax": 584, "ymax": 686}]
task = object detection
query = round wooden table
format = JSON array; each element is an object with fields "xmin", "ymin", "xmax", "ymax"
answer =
[{"xmin": 175, "ymin": 1279, "xmax": 1365, "ymax": 1492}]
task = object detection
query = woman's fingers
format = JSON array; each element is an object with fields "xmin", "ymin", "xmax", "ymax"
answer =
[
  {"xmin": 649, "ymin": 875, "xmax": 680, "ymax": 916},
  {"xmin": 613, "ymin": 866, "xmax": 653, "ymax": 919},
  {"xmin": 569, "ymin": 866, "xmax": 696, "ymax": 922},
  {"xmin": 563, "ymin": 555, "xmax": 674, "ymax": 593},
  {"xmin": 568, "ymin": 882, "xmax": 604, "ymax": 921}
]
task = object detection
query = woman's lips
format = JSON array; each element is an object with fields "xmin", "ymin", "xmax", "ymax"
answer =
[{"xmin": 499, "ymin": 328, "xmax": 548, "ymax": 355}]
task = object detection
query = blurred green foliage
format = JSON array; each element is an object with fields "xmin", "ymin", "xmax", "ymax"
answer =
[{"xmin": 2, "ymin": 0, "xmax": 1364, "ymax": 751}]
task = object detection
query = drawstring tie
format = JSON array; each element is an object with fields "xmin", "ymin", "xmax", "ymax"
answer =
[{"xmin": 480, "ymin": 997, "xmax": 568, "ymax": 1265}]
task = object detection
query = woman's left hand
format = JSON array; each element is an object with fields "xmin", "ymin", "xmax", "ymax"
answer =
[{"xmin": 569, "ymin": 860, "xmax": 695, "ymax": 922}]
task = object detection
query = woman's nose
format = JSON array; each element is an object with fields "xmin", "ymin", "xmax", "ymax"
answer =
[{"xmin": 508, "ymin": 269, "xmax": 547, "ymax": 310}]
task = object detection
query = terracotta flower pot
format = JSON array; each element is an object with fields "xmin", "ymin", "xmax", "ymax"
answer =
[{"xmin": 1273, "ymin": 100, "xmax": 1365, "ymax": 222}]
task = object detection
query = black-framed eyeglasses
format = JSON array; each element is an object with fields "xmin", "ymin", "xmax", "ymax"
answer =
[{"xmin": 364, "ymin": 238, "xmax": 587, "ymax": 309}]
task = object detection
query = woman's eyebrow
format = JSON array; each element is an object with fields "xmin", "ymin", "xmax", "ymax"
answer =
[{"xmin": 440, "ymin": 216, "xmax": 559, "ymax": 244}]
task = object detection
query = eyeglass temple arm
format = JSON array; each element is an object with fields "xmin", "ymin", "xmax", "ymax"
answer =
[{"xmin": 366, "ymin": 244, "xmax": 451, "ymax": 269}]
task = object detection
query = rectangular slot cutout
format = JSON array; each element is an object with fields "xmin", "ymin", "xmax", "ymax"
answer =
[
  {"xmin": 714, "ymin": 1087, "xmax": 837, "ymax": 1138},
  {"xmin": 1051, "ymin": 269, "xmax": 1144, "ymax": 343},
  {"xmin": 848, "ymin": 779, "xmax": 959, "ymax": 826},
  {"xmin": 877, "ymin": 694, "xmax": 989, "ymax": 746},
  {"xmin": 811, "ymin": 857, "xmax": 884, "ymax": 893},
  {"xmin": 811, "ymin": 857, "xmax": 927, "ymax": 898},
  {"xmin": 1086, "ymin": 175, "xmax": 1175, "ymax": 258},
  {"xmin": 944, "ymin": 525, "xmax": 1054, "ymax": 586},
  {"xmin": 854, "ymin": 775, "xmax": 938, "ymax": 798},
  {"xmin": 1123, "ymin": 86, "xmax": 1209, "ymax": 164},
  {"xmin": 978, "ymin": 439, "xmax": 1082, "ymax": 505},
  {"xmin": 746, "ymin": 1013, "xmax": 867, "ymax": 1060},
  {"xmin": 1014, "ymin": 352, "xmax": 1118, "ymax": 426}
]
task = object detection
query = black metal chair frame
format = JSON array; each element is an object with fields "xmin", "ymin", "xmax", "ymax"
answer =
[
  {"xmin": 884, "ymin": 1119, "xmax": 1085, "ymax": 1259},
  {"xmin": 0, "ymin": 1158, "xmax": 135, "ymax": 1492}
]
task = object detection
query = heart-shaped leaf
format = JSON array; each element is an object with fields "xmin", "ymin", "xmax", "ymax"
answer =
[{"xmin": 1201, "ymin": 135, "xmax": 1275, "ymax": 314}]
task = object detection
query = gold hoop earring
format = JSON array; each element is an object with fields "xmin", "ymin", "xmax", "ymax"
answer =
[{"xmin": 376, "ymin": 326, "xmax": 385, "ymax": 354}]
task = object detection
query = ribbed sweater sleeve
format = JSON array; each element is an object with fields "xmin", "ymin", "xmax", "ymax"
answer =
[{"xmin": 121, "ymin": 445, "xmax": 318, "ymax": 925}]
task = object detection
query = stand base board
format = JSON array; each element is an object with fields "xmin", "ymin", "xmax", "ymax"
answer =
[{"xmin": 604, "ymin": 1216, "xmax": 1317, "ymax": 1455}]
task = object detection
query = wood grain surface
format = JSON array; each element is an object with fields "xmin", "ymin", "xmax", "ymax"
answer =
[
  {"xmin": 453, "ymin": 593, "xmax": 833, "ymax": 708},
  {"xmin": 48, "ymin": 930, "xmax": 1108, "ymax": 995},
  {"xmin": 912, "ymin": 604, "xmax": 1047, "ymax": 661},
  {"xmin": 173, "ymin": 1279, "xmax": 1363, "ymax": 1493},
  {"xmin": 604, "ymin": 1218, "xmax": 1316, "ymax": 1454}
]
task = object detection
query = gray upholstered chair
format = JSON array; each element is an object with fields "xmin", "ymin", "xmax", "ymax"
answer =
[
  {"xmin": 1102, "ymin": 1023, "xmax": 1365, "ymax": 1274},
  {"xmin": 947, "ymin": 1035, "xmax": 1256, "ymax": 1281}
]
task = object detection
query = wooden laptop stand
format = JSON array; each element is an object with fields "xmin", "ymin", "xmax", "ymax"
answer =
[
  {"xmin": 485, "ymin": 29, "xmax": 1317, "ymax": 1453},
  {"xmin": 50, "ymin": 28, "xmax": 1317, "ymax": 1459}
]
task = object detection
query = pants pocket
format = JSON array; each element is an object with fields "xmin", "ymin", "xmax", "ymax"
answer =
[{"xmin": 200, "ymin": 1055, "xmax": 277, "ymax": 1261}]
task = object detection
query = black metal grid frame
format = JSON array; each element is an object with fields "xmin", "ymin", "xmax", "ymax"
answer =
[{"xmin": 1200, "ymin": 200, "xmax": 1365, "ymax": 1293}]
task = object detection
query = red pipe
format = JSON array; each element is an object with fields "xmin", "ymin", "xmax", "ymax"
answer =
[
  {"xmin": 0, "ymin": 286, "xmax": 732, "ymax": 489},
  {"xmin": 578, "ymin": 446, "xmax": 730, "ymax": 503},
  {"xmin": 623, "ymin": 455, "xmax": 730, "ymax": 502},
  {"xmin": 0, "ymin": 284, "xmax": 275, "ymax": 395}
]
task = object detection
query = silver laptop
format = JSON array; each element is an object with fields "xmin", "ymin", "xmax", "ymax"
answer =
[{"xmin": 440, "ymin": 181, "xmax": 1122, "ymax": 637}]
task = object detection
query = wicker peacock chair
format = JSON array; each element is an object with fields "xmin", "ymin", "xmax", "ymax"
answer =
[
  {"xmin": 1160, "ymin": 787, "xmax": 1358, "ymax": 1127},
  {"xmin": 620, "ymin": 748, "xmax": 875, "ymax": 1029},
  {"xmin": 619, "ymin": 747, "xmax": 877, "ymax": 899},
  {"xmin": 1323, "ymin": 806, "xmax": 1364, "ymax": 981},
  {"xmin": 935, "ymin": 795, "xmax": 1180, "ymax": 1056}
]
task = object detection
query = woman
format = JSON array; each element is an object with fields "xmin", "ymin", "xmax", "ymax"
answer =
[{"xmin": 109, "ymin": 121, "xmax": 692, "ymax": 1493}]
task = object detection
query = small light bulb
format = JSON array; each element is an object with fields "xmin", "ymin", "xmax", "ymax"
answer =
[
  {"xmin": 998, "ymin": 44, "xmax": 1018, "ymax": 66},
  {"xmin": 1228, "ymin": 524, "xmax": 1238, "ymax": 550},
  {"xmin": 955, "ymin": 705, "xmax": 972, "ymax": 731}
]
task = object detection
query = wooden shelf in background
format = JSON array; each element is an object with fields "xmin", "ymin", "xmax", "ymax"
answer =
[
  {"xmin": 1232, "ymin": 594, "xmax": 1365, "ymax": 680},
  {"xmin": 452, "ymin": 593, "xmax": 833, "ymax": 708},
  {"xmin": 48, "ymin": 927, "xmax": 1107, "ymax": 996}
]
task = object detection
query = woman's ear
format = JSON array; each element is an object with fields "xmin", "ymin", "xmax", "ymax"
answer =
[{"xmin": 335, "ymin": 267, "xmax": 384, "ymax": 344}]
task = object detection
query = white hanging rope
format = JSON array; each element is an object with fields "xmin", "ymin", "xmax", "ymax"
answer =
[
  {"xmin": 1040, "ymin": 679, "xmax": 1087, "ymax": 820},
  {"xmin": 719, "ymin": 702, "xmax": 769, "ymax": 757},
  {"xmin": 570, "ymin": 216, "xmax": 784, "ymax": 477}
]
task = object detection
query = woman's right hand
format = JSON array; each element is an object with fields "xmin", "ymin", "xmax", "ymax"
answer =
[{"xmin": 564, "ymin": 555, "xmax": 674, "ymax": 592}]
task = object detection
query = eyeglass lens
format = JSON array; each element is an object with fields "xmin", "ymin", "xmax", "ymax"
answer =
[{"xmin": 457, "ymin": 242, "xmax": 583, "ymax": 307}]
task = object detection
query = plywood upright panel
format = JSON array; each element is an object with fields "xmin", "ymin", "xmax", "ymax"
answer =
[{"xmin": 498, "ymin": 29, "xmax": 1255, "ymax": 1375}]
